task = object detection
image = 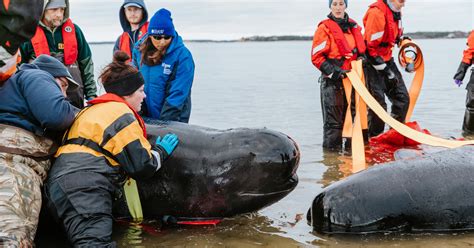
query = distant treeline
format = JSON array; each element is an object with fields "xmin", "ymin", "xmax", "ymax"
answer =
[
  {"xmin": 239, "ymin": 31, "xmax": 470, "ymax": 42},
  {"xmin": 89, "ymin": 31, "xmax": 470, "ymax": 44}
]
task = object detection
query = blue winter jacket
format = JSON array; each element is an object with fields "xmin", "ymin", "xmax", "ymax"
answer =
[
  {"xmin": 132, "ymin": 32, "xmax": 195, "ymax": 122},
  {"xmin": 0, "ymin": 64, "xmax": 78, "ymax": 136}
]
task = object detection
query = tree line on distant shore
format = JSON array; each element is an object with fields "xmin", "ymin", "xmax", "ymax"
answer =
[
  {"xmin": 239, "ymin": 31, "xmax": 470, "ymax": 42},
  {"xmin": 89, "ymin": 31, "xmax": 470, "ymax": 44}
]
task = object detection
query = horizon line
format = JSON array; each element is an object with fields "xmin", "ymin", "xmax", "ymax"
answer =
[{"xmin": 88, "ymin": 31, "xmax": 470, "ymax": 44}]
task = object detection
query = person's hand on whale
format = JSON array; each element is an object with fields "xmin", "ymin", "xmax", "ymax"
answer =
[{"xmin": 154, "ymin": 133, "xmax": 179, "ymax": 160}]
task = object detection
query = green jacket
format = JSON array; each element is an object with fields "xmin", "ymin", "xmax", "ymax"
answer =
[{"xmin": 20, "ymin": 22, "xmax": 97, "ymax": 99}]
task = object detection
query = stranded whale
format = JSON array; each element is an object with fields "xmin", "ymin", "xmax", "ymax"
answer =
[
  {"xmin": 113, "ymin": 120, "xmax": 300, "ymax": 219},
  {"xmin": 308, "ymin": 146, "xmax": 474, "ymax": 234}
]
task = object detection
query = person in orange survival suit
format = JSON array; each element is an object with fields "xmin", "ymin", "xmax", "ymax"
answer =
[
  {"xmin": 453, "ymin": 30, "xmax": 474, "ymax": 134},
  {"xmin": 363, "ymin": 0, "xmax": 410, "ymax": 137},
  {"xmin": 311, "ymin": 0, "xmax": 366, "ymax": 150}
]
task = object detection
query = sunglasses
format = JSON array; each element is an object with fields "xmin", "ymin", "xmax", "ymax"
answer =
[{"xmin": 151, "ymin": 35, "xmax": 172, "ymax": 41}]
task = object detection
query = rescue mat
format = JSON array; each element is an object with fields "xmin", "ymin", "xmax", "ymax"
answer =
[
  {"xmin": 366, "ymin": 121, "xmax": 430, "ymax": 164},
  {"xmin": 115, "ymin": 216, "xmax": 223, "ymax": 236}
]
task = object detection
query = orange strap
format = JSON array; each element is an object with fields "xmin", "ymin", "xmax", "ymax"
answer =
[
  {"xmin": 342, "ymin": 68, "xmax": 368, "ymax": 138},
  {"xmin": 350, "ymin": 61, "xmax": 367, "ymax": 171},
  {"xmin": 341, "ymin": 61, "xmax": 367, "ymax": 171},
  {"xmin": 398, "ymin": 39, "xmax": 424, "ymax": 122},
  {"xmin": 347, "ymin": 60, "xmax": 474, "ymax": 149}
]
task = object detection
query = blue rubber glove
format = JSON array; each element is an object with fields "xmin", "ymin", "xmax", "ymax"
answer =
[
  {"xmin": 454, "ymin": 79, "xmax": 463, "ymax": 87},
  {"xmin": 155, "ymin": 133, "xmax": 179, "ymax": 160}
]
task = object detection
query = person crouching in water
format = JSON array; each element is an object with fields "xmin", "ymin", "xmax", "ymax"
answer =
[
  {"xmin": 0, "ymin": 54, "xmax": 78, "ymax": 246},
  {"xmin": 311, "ymin": 0, "xmax": 366, "ymax": 150},
  {"xmin": 45, "ymin": 51, "xmax": 180, "ymax": 247}
]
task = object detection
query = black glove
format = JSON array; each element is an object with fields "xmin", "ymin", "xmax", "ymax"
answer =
[
  {"xmin": 368, "ymin": 55, "xmax": 395, "ymax": 79},
  {"xmin": 400, "ymin": 35, "xmax": 412, "ymax": 41},
  {"xmin": 331, "ymin": 66, "xmax": 349, "ymax": 80},
  {"xmin": 320, "ymin": 60, "xmax": 335, "ymax": 76},
  {"xmin": 405, "ymin": 62, "xmax": 415, "ymax": 73},
  {"xmin": 383, "ymin": 66, "xmax": 396, "ymax": 80},
  {"xmin": 397, "ymin": 35, "xmax": 412, "ymax": 45},
  {"xmin": 357, "ymin": 53, "xmax": 367, "ymax": 63},
  {"xmin": 320, "ymin": 61, "xmax": 347, "ymax": 80},
  {"xmin": 454, "ymin": 62, "xmax": 471, "ymax": 81},
  {"xmin": 369, "ymin": 55, "xmax": 385, "ymax": 67}
]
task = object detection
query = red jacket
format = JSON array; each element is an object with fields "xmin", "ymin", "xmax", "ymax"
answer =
[
  {"xmin": 311, "ymin": 17, "xmax": 366, "ymax": 71},
  {"xmin": 363, "ymin": 0, "xmax": 402, "ymax": 62},
  {"xmin": 30, "ymin": 18, "xmax": 78, "ymax": 65},
  {"xmin": 462, "ymin": 30, "xmax": 474, "ymax": 65}
]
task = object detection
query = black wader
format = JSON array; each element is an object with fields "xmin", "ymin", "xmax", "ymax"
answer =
[
  {"xmin": 366, "ymin": 59, "xmax": 409, "ymax": 137},
  {"xmin": 320, "ymin": 76, "xmax": 348, "ymax": 150},
  {"xmin": 463, "ymin": 68, "xmax": 474, "ymax": 134},
  {"xmin": 45, "ymin": 171, "xmax": 117, "ymax": 248}
]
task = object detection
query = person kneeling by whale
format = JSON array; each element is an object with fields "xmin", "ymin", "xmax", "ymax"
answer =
[
  {"xmin": 0, "ymin": 54, "xmax": 78, "ymax": 247},
  {"xmin": 45, "ymin": 51, "xmax": 179, "ymax": 247}
]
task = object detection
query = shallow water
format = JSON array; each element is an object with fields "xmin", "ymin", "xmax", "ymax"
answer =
[{"xmin": 56, "ymin": 39, "xmax": 474, "ymax": 247}]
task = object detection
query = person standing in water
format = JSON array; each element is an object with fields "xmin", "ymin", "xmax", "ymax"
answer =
[
  {"xmin": 363, "ymin": 0, "xmax": 410, "ymax": 137},
  {"xmin": 133, "ymin": 8, "xmax": 195, "ymax": 123},
  {"xmin": 453, "ymin": 30, "xmax": 474, "ymax": 134},
  {"xmin": 311, "ymin": 0, "xmax": 366, "ymax": 150}
]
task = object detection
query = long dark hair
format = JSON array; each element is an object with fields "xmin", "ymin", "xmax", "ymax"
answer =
[
  {"xmin": 139, "ymin": 36, "xmax": 165, "ymax": 66},
  {"xmin": 99, "ymin": 51, "xmax": 138, "ymax": 85}
]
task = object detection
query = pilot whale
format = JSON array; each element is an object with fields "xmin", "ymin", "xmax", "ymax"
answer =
[
  {"xmin": 307, "ymin": 146, "xmax": 474, "ymax": 234},
  {"xmin": 113, "ymin": 120, "xmax": 300, "ymax": 219}
]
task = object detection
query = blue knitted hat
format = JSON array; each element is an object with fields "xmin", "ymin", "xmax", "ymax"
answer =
[
  {"xmin": 148, "ymin": 8, "xmax": 175, "ymax": 37},
  {"xmin": 329, "ymin": 0, "xmax": 348, "ymax": 8}
]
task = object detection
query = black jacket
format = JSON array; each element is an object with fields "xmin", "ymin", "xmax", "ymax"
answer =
[{"xmin": 0, "ymin": 0, "xmax": 44, "ymax": 54}]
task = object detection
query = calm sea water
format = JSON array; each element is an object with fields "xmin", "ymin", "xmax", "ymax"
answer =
[{"xmin": 88, "ymin": 39, "xmax": 474, "ymax": 247}]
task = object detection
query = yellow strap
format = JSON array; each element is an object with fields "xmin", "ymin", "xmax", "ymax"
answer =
[
  {"xmin": 398, "ymin": 39, "xmax": 425, "ymax": 122},
  {"xmin": 123, "ymin": 178, "xmax": 143, "ymax": 221},
  {"xmin": 347, "ymin": 60, "xmax": 474, "ymax": 148},
  {"xmin": 355, "ymin": 65, "xmax": 368, "ymax": 130},
  {"xmin": 342, "ymin": 63, "xmax": 368, "ymax": 139},
  {"xmin": 350, "ymin": 61, "xmax": 367, "ymax": 171}
]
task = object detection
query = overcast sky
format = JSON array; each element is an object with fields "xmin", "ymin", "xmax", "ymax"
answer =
[{"xmin": 68, "ymin": 0, "xmax": 474, "ymax": 42}]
